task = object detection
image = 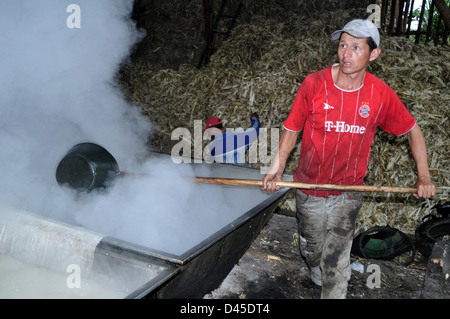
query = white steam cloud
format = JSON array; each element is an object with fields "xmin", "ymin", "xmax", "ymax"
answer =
[
  {"xmin": 0, "ymin": 0, "xmax": 150, "ymax": 211},
  {"xmin": 0, "ymin": 0, "xmax": 275, "ymax": 256}
]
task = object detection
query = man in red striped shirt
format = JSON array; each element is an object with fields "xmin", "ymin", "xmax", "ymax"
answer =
[{"xmin": 262, "ymin": 19, "xmax": 436, "ymax": 298}]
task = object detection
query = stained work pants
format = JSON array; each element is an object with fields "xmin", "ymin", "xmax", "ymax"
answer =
[{"xmin": 296, "ymin": 190, "xmax": 361, "ymax": 299}]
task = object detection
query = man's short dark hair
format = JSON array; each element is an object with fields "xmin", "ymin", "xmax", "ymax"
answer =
[{"xmin": 367, "ymin": 37, "xmax": 378, "ymax": 52}]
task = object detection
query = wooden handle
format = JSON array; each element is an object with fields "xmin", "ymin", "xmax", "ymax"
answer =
[{"xmin": 194, "ymin": 177, "xmax": 444, "ymax": 194}]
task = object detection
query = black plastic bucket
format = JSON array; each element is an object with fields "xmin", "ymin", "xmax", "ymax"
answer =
[{"xmin": 56, "ymin": 143, "xmax": 121, "ymax": 192}]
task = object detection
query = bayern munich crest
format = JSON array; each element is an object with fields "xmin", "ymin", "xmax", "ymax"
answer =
[{"xmin": 358, "ymin": 104, "xmax": 370, "ymax": 118}]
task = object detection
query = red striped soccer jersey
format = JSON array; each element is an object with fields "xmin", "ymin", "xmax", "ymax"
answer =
[{"xmin": 284, "ymin": 65, "xmax": 416, "ymax": 197}]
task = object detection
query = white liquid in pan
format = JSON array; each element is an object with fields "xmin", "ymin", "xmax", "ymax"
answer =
[
  {"xmin": 69, "ymin": 157, "xmax": 287, "ymax": 256},
  {"xmin": 0, "ymin": 254, "xmax": 125, "ymax": 299}
]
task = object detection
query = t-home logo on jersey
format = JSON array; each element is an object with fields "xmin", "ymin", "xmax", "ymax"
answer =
[{"xmin": 324, "ymin": 121, "xmax": 367, "ymax": 134}]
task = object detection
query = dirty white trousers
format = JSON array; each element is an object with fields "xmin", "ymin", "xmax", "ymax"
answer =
[{"xmin": 296, "ymin": 190, "xmax": 361, "ymax": 299}]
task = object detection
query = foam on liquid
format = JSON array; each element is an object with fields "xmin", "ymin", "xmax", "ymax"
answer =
[{"xmin": 0, "ymin": 254, "xmax": 126, "ymax": 299}]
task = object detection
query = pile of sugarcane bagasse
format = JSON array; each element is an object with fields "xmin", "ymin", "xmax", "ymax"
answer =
[{"xmin": 118, "ymin": 1, "xmax": 449, "ymax": 238}]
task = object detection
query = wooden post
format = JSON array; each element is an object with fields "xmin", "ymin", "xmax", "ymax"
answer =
[
  {"xmin": 389, "ymin": 0, "xmax": 398, "ymax": 34},
  {"xmin": 434, "ymin": 0, "xmax": 450, "ymax": 29},
  {"xmin": 406, "ymin": 0, "xmax": 416, "ymax": 38},
  {"xmin": 396, "ymin": 0, "xmax": 405, "ymax": 35},
  {"xmin": 402, "ymin": 0, "xmax": 411, "ymax": 33},
  {"xmin": 425, "ymin": 0, "xmax": 436, "ymax": 43},
  {"xmin": 443, "ymin": 5, "xmax": 449, "ymax": 45},
  {"xmin": 381, "ymin": 0, "xmax": 389, "ymax": 32},
  {"xmin": 415, "ymin": 0, "xmax": 427, "ymax": 44}
]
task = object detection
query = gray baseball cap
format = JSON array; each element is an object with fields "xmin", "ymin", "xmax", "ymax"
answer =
[{"xmin": 331, "ymin": 19, "xmax": 380, "ymax": 47}]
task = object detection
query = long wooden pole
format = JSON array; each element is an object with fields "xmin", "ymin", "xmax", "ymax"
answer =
[{"xmin": 194, "ymin": 177, "xmax": 445, "ymax": 194}]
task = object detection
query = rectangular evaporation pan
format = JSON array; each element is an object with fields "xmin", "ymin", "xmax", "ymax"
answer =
[
  {"xmin": 134, "ymin": 152, "xmax": 293, "ymax": 261},
  {"xmin": 0, "ymin": 154, "xmax": 290, "ymax": 299},
  {"xmin": 111, "ymin": 153, "xmax": 292, "ymax": 298},
  {"xmin": 99, "ymin": 182, "xmax": 288, "ymax": 299}
]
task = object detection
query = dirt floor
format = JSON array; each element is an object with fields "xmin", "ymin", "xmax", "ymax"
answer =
[{"xmin": 204, "ymin": 212, "xmax": 449, "ymax": 299}]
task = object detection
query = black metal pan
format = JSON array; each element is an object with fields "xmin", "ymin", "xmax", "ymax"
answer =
[{"xmin": 56, "ymin": 142, "xmax": 121, "ymax": 192}]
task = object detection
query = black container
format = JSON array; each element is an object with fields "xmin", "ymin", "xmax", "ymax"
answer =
[{"xmin": 56, "ymin": 143, "xmax": 121, "ymax": 192}]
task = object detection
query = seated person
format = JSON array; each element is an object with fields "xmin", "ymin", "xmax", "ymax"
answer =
[{"xmin": 203, "ymin": 113, "xmax": 260, "ymax": 165}]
